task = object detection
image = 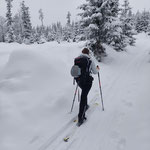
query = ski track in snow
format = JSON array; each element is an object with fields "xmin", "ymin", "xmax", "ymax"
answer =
[
  {"xmin": 38, "ymin": 43, "xmax": 150, "ymax": 150},
  {"xmin": 98, "ymin": 41, "xmax": 150, "ymax": 150},
  {"xmin": 56, "ymin": 37, "xmax": 150, "ymax": 150},
  {"xmin": 37, "ymin": 93, "xmax": 99, "ymax": 150}
]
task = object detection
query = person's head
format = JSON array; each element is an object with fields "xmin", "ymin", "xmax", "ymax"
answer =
[{"xmin": 82, "ymin": 48, "xmax": 90, "ymax": 55}]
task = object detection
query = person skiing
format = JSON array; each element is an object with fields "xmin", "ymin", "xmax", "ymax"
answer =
[{"xmin": 75, "ymin": 48, "xmax": 99, "ymax": 126}]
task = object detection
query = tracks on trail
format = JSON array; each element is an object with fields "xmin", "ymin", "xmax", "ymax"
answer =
[
  {"xmin": 36, "ymin": 93, "xmax": 99, "ymax": 150},
  {"xmin": 32, "ymin": 47, "xmax": 149, "ymax": 150}
]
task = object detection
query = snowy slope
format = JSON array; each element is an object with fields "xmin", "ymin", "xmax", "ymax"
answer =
[{"xmin": 0, "ymin": 33, "xmax": 150, "ymax": 150}]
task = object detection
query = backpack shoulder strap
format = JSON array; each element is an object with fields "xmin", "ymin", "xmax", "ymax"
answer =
[
  {"xmin": 80, "ymin": 55, "xmax": 92, "ymax": 75},
  {"xmin": 86, "ymin": 57, "xmax": 92, "ymax": 74}
]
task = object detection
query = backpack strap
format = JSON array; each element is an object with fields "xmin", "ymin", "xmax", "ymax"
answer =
[
  {"xmin": 84, "ymin": 56, "xmax": 92, "ymax": 75},
  {"xmin": 81, "ymin": 55, "xmax": 92, "ymax": 76}
]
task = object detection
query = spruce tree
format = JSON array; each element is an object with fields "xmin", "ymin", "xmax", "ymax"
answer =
[
  {"xmin": 79, "ymin": 0, "xmax": 120, "ymax": 61},
  {"xmin": 0, "ymin": 16, "xmax": 6, "ymax": 42},
  {"xmin": 108, "ymin": 18, "xmax": 127, "ymax": 51},
  {"xmin": 39, "ymin": 9, "xmax": 44, "ymax": 28},
  {"xmin": 56, "ymin": 22, "xmax": 63, "ymax": 43},
  {"xmin": 65, "ymin": 11, "xmax": 72, "ymax": 42},
  {"xmin": 72, "ymin": 21, "xmax": 80, "ymax": 42},
  {"xmin": 66, "ymin": 11, "xmax": 71, "ymax": 25},
  {"xmin": 13, "ymin": 12, "xmax": 23, "ymax": 43},
  {"xmin": 120, "ymin": 0, "xmax": 136, "ymax": 46},
  {"xmin": 139, "ymin": 10, "xmax": 150, "ymax": 33},
  {"xmin": 5, "ymin": 0, "xmax": 14, "ymax": 43},
  {"xmin": 21, "ymin": 1, "xmax": 33, "ymax": 44},
  {"xmin": 38, "ymin": 9, "xmax": 47, "ymax": 44},
  {"xmin": 104, "ymin": 0, "xmax": 127, "ymax": 51},
  {"xmin": 135, "ymin": 11, "xmax": 142, "ymax": 33}
]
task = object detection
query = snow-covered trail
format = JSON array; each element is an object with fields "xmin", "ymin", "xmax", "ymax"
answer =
[
  {"xmin": 81, "ymin": 36, "xmax": 149, "ymax": 150},
  {"xmin": 0, "ymin": 34, "xmax": 150, "ymax": 150},
  {"xmin": 50, "ymin": 34, "xmax": 150, "ymax": 150}
]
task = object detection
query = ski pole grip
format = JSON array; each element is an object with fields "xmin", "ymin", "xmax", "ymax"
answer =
[{"xmin": 97, "ymin": 65, "xmax": 100, "ymax": 71}]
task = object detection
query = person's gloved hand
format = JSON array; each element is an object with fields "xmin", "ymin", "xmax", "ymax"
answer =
[{"xmin": 97, "ymin": 65, "xmax": 100, "ymax": 71}]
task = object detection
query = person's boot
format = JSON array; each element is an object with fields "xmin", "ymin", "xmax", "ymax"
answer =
[
  {"xmin": 77, "ymin": 116, "xmax": 87, "ymax": 127},
  {"xmin": 85, "ymin": 104, "xmax": 89, "ymax": 111}
]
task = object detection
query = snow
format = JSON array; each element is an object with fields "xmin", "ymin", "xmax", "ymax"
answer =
[
  {"xmin": 0, "ymin": 33, "xmax": 150, "ymax": 150},
  {"xmin": 89, "ymin": 24, "xmax": 99, "ymax": 30}
]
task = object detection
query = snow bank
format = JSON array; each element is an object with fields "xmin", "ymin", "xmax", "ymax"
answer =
[
  {"xmin": 0, "ymin": 48, "xmax": 67, "ymax": 93},
  {"xmin": 0, "ymin": 42, "xmax": 85, "ymax": 150}
]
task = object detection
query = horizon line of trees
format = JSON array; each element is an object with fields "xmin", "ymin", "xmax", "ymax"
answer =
[
  {"xmin": 0, "ymin": 0, "xmax": 82, "ymax": 44},
  {"xmin": 1, "ymin": 0, "xmax": 150, "ymax": 61}
]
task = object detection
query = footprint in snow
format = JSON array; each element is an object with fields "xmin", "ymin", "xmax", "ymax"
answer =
[
  {"xmin": 117, "ymin": 138, "xmax": 126, "ymax": 150},
  {"xmin": 122, "ymin": 99, "xmax": 133, "ymax": 108}
]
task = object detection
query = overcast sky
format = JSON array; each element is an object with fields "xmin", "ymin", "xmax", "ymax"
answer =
[{"xmin": 0, "ymin": 0, "xmax": 150, "ymax": 26}]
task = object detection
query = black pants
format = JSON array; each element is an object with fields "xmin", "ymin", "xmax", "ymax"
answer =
[{"xmin": 77, "ymin": 78, "xmax": 92, "ymax": 121}]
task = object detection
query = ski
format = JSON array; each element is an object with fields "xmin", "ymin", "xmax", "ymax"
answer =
[
  {"xmin": 63, "ymin": 102, "xmax": 99, "ymax": 142},
  {"xmin": 63, "ymin": 125, "xmax": 78, "ymax": 142},
  {"xmin": 77, "ymin": 117, "xmax": 87, "ymax": 127}
]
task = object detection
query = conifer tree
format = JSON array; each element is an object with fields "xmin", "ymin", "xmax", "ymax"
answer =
[
  {"xmin": 108, "ymin": 18, "xmax": 127, "ymax": 51},
  {"xmin": 13, "ymin": 12, "xmax": 23, "ymax": 43},
  {"xmin": 104, "ymin": 0, "xmax": 127, "ymax": 51},
  {"xmin": 120, "ymin": 0, "xmax": 136, "ymax": 46},
  {"xmin": 5, "ymin": 0, "xmax": 14, "ymax": 43},
  {"xmin": 79, "ymin": 0, "xmax": 120, "ymax": 61},
  {"xmin": 66, "ymin": 11, "xmax": 71, "ymax": 26},
  {"xmin": 65, "ymin": 11, "xmax": 72, "ymax": 42},
  {"xmin": 56, "ymin": 22, "xmax": 63, "ymax": 43},
  {"xmin": 139, "ymin": 10, "xmax": 150, "ymax": 33},
  {"xmin": 135, "ymin": 11, "xmax": 142, "ymax": 33},
  {"xmin": 39, "ymin": 9, "xmax": 44, "ymax": 28},
  {"xmin": 0, "ymin": 16, "xmax": 6, "ymax": 42},
  {"xmin": 72, "ymin": 21, "xmax": 80, "ymax": 42},
  {"xmin": 21, "ymin": 1, "xmax": 33, "ymax": 44},
  {"xmin": 37, "ymin": 9, "xmax": 47, "ymax": 43}
]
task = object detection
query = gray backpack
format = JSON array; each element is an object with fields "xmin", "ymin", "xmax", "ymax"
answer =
[
  {"xmin": 70, "ymin": 55, "xmax": 91, "ymax": 78},
  {"xmin": 70, "ymin": 65, "xmax": 81, "ymax": 78}
]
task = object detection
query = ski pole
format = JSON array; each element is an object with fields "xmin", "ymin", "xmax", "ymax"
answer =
[
  {"xmin": 73, "ymin": 78, "xmax": 75, "ymax": 85},
  {"xmin": 98, "ymin": 72, "xmax": 104, "ymax": 111},
  {"xmin": 70, "ymin": 84, "xmax": 78, "ymax": 113},
  {"xmin": 78, "ymin": 88, "xmax": 80, "ymax": 102}
]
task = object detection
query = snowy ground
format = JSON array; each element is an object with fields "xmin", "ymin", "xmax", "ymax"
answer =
[{"xmin": 0, "ymin": 33, "xmax": 150, "ymax": 150}]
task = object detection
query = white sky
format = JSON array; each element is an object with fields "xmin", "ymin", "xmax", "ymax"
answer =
[{"xmin": 0, "ymin": 0, "xmax": 150, "ymax": 26}]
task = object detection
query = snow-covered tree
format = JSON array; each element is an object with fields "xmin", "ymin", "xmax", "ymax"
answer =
[
  {"xmin": 0, "ymin": 16, "xmax": 6, "ymax": 42},
  {"xmin": 5, "ymin": 0, "xmax": 13, "ymax": 27},
  {"xmin": 63, "ymin": 26, "xmax": 72, "ymax": 42},
  {"xmin": 79, "ymin": 0, "xmax": 120, "ymax": 61},
  {"xmin": 5, "ymin": 0, "xmax": 14, "ymax": 43},
  {"xmin": 32, "ymin": 26, "xmax": 41, "ymax": 43},
  {"xmin": 37, "ymin": 9, "xmax": 47, "ymax": 43},
  {"xmin": 66, "ymin": 11, "xmax": 71, "ymax": 26},
  {"xmin": 39, "ymin": 9, "xmax": 44, "ymax": 27},
  {"xmin": 135, "ymin": 11, "xmax": 142, "ymax": 33},
  {"xmin": 120, "ymin": 0, "xmax": 136, "ymax": 46},
  {"xmin": 72, "ymin": 21, "xmax": 80, "ymax": 42},
  {"xmin": 12, "ymin": 12, "xmax": 23, "ymax": 43},
  {"xmin": 108, "ymin": 18, "xmax": 127, "ymax": 51},
  {"xmin": 134, "ymin": 10, "xmax": 150, "ymax": 34},
  {"xmin": 64, "ymin": 12, "xmax": 72, "ymax": 42},
  {"xmin": 56, "ymin": 22, "xmax": 63, "ymax": 43},
  {"xmin": 103, "ymin": 0, "xmax": 128, "ymax": 51},
  {"xmin": 141, "ymin": 10, "xmax": 150, "ymax": 33},
  {"xmin": 139, "ymin": 10, "xmax": 149, "ymax": 33},
  {"xmin": 21, "ymin": 1, "xmax": 33, "ymax": 44}
]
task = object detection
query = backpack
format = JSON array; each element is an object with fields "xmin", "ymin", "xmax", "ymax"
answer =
[{"xmin": 71, "ymin": 55, "xmax": 91, "ymax": 78}]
